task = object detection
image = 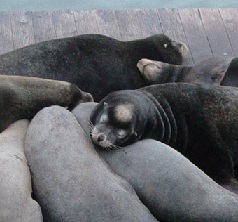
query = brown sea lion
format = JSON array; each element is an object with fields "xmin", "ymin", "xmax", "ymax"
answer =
[
  {"xmin": 0, "ymin": 74, "xmax": 92, "ymax": 132},
  {"xmin": 0, "ymin": 34, "xmax": 188, "ymax": 101}
]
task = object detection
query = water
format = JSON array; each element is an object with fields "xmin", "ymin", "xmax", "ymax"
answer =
[{"xmin": 0, "ymin": 0, "xmax": 238, "ymax": 11}]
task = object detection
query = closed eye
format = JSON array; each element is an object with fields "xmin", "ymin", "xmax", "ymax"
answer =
[
  {"xmin": 117, "ymin": 129, "xmax": 127, "ymax": 138},
  {"xmin": 100, "ymin": 114, "xmax": 108, "ymax": 123}
]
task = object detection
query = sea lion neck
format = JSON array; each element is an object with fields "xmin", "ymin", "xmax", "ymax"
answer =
[
  {"xmin": 174, "ymin": 65, "xmax": 193, "ymax": 82},
  {"xmin": 140, "ymin": 89, "xmax": 189, "ymax": 151},
  {"xmin": 154, "ymin": 64, "xmax": 192, "ymax": 84}
]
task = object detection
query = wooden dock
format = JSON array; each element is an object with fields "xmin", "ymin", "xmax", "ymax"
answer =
[{"xmin": 0, "ymin": 8, "xmax": 238, "ymax": 65}]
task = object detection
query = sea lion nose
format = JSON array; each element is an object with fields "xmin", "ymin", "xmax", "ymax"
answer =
[{"xmin": 97, "ymin": 134, "xmax": 106, "ymax": 142}]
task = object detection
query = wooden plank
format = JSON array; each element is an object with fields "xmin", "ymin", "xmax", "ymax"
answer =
[
  {"xmin": 9, "ymin": 11, "xmax": 35, "ymax": 50},
  {"xmin": 0, "ymin": 11, "xmax": 14, "ymax": 54},
  {"xmin": 219, "ymin": 8, "xmax": 238, "ymax": 57},
  {"xmin": 178, "ymin": 8, "xmax": 213, "ymax": 64},
  {"xmin": 30, "ymin": 11, "xmax": 57, "ymax": 43},
  {"xmin": 134, "ymin": 9, "xmax": 163, "ymax": 38},
  {"xmin": 115, "ymin": 10, "xmax": 142, "ymax": 41},
  {"xmin": 199, "ymin": 9, "xmax": 234, "ymax": 58},
  {"xmin": 158, "ymin": 8, "xmax": 193, "ymax": 65},
  {"xmin": 73, "ymin": 10, "xmax": 100, "ymax": 35},
  {"xmin": 1, "ymin": 8, "xmax": 238, "ymax": 62},
  {"xmin": 52, "ymin": 10, "xmax": 78, "ymax": 39},
  {"xmin": 95, "ymin": 10, "xmax": 121, "ymax": 40}
]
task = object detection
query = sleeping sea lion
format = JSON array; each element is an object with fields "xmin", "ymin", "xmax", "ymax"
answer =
[
  {"xmin": 0, "ymin": 74, "xmax": 92, "ymax": 132},
  {"xmin": 0, "ymin": 34, "xmax": 188, "ymax": 101},
  {"xmin": 90, "ymin": 83, "xmax": 238, "ymax": 188},
  {"xmin": 137, "ymin": 57, "xmax": 238, "ymax": 86}
]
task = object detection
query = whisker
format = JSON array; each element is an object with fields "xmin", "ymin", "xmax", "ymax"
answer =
[
  {"xmin": 88, "ymin": 121, "xmax": 94, "ymax": 128},
  {"xmin": 110, "ymin": 144, "xmax": 121, "ymax": 150},
  {"xmin": 116, "ymin": 144, "xmax": 122, "ymax": 148},
  {"xmin": 88, "ymin": 121, "xmax": 94, "ymax": 134},
  {"xmin": 104, "ymin": 146, "xmax": 111, "ymax": 151}
]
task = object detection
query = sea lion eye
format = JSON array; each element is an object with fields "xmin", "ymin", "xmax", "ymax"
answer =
[
  {"xmin": 100, "ymin": 114, "xmax": 108, "ymax": 123},
  {"xmin": 117, "ymin": 129, "xmax": 127, "ymax": 139}
]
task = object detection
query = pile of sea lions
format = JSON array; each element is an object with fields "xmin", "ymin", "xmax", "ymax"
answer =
[{"xmin": 0, "ymin": 33, "xmax": 238, "ymax": 221}]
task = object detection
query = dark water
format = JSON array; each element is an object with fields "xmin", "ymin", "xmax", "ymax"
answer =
[{"xmin": 0, "ymin": 0, "xmax": 237, "ymax": 11}]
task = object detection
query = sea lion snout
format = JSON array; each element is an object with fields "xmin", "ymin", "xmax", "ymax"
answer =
[
  {"xmin": 91, "ymin": 125, "xmax": 114, "ymax": 149},
  {"xmin": 171, "ymin": 41, "xmax": 189, "ymax": 57},
  {"xmin": 82, "ymin": 92, "xmax": 94, "ymax": 102},
  {"xmin": 96, "ymin": 133, "xmax": 106, "ymax": 142}
]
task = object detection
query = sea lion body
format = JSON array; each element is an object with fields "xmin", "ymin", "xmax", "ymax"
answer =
[
  {"xmin": 137, "ymin": 57, "xmax": 237, "ymax": 86},
  {"xmin": 0, "ymin": 74, "xmax": 92, "ymax": 132},
  {"xmin": 74, "ymin": 103, "xmax": 238, "ymax": 222},
  {"xmin": 25, "ymin": 106, "xmax": 158, "ymax": 222},
  {"xmin": 0, "ymin": 34, "xmax": 187, "ymax": 101},
  {"xmin": 90, "ymin": 83, "xmax": 238, "ymax": 186},
  {"xmin": 0, "ymin": 120, "xmax": 43, "ymax": 222}
]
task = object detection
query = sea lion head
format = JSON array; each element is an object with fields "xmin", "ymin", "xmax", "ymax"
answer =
[
  {"xmin": 147, "ymin": 34, "xmax": 189, "ymax": 64},
  {"xmin": 90, "ymin": 91, "xmax": 142, "ymax": 149}
]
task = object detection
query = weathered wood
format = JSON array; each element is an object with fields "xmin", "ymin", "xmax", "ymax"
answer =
[
  {"xmin": 199, "ymin": 9, "xmax": 234, "ymax": 58},
  {"xmin": 157, "ymin": 8, "xmax": 193, "ymax": 65},
  {"xmin": 31, "ymin": 11, "xmax": 57, "ymax": 43},
  {"xmin": 0, "ymin": 11, "xmax": 14, "ymax": 54},
  {"xmin": 178, "ymin": 8, "xmax": 213, "ymax": 64},
  {"xmin": 219, "ymin": 8, "xmax": 238, "ymax": 57},
  {"xmin": 95, "ymin": 10, "xmax": 121, "ymax": 40},
  {"xmin": 8, "ymin": 11, "xmax": 35, "ymax": 50},
  {"xmin": 115, "ymin": 10, "xmax": 142, "ymax": 41},
  {"xmin": 0, "ymin": 8, "xmax": 237, "ymax": 64},
  {"xmin": 134, "ymin": 9, "xmax": 163, "ymax": 38},
  {"xmin": 73, "ymin": 10, "xmax": 100, "ymax": 35},
  {"xmin": 52, "ymin": 10, "xmax": 78, "ymax": 38}
]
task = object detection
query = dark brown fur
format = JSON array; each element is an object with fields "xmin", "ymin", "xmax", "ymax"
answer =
[{"xmin": 90, "ymin": 83, "xmax": 238, "ymax": 193}]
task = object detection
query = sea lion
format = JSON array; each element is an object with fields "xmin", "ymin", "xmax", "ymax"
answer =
[
  {"xmin": 24, "ymin": 106, "xmax": 158, "ymax": 222},
  {"xmin": 0, "ymin": 120, "xmax": 43, "ymax": 222},
  {"xmin": 90, "ymin": 83, "xmax": 238, "ymax": 187},
  {"xmin": 74, "ymin": 103, "xmax": 238, "ymax": 221},
  {"xmin": 0, "ymin": 34, "xmax": 188, "ymax": 101},
  {"xmin": 0, "ymin": 74, "xmax": 92, "ymax": 132},
  {"xmin": 137, "ymin": 57, "xmax": 238, "ymax": 86}
]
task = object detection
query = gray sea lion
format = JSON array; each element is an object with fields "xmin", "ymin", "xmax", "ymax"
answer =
[
  {"xmin": 0, "ymin": 34, "xmax": 188, "ymax": 101},
  {"xmin": 90, "ymin": 83, "xmax": 238, "ymax": 188},
  {"xmin": 137, "ymin": 57, "xmax": 238, "ymax": 86},
  {"xmin": 0, "ymin": 120, "xmax": 43, "ymax": 222},
  {"xmin": 25, "ymin": 106, "xmax": 158, "ymax": 222},
  {"xmin": 0, "ymin": 74, "xmax": 92, "ymax": 132},
  {"xmin": 73, "ymin": 102, "xmax": 238, "ymax": 222}
]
